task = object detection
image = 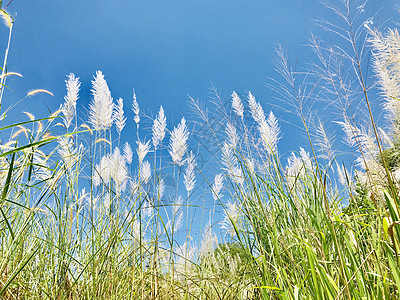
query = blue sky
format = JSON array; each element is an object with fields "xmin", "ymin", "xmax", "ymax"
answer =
[{"xmin": 0, "ymin": 0, "xmax": 397, "ymax": 164}]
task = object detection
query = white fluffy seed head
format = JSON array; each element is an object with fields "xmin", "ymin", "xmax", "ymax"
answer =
[
  {"xmin": 225, "ymin": 122, "xmax": 238, "ymax": 149},
  {"xmin": 184, "ymin": 151, "xmax": 196, "ymax": 194},
  {"xmin": 89, "ymin": 71, "xmax": 114, "ymax": 130},
  {"xmin": 132, "ymin": 89, "xmax": 140, "ymax": 124},
  {"xmin": 248, "ymin": 92, "xmax": 265, "ymax": 124},
  {"xmin": 169, "ymin": 117, "xmax": 189, "ymax": 166},
  {"xmin": 231, "ymin": 91, "xmax": 244, "ymax": 118},
  {"xmin": 152, "ymin": 106, "xmax": 167, "ymax": 150},
  {"xmin": 114, "ymin": 98, "xmax": 126, "ymax": 135},
  {"xmin": 62, "ymin": 73, "xmax": 80, "ymax": 129},
  {"xmin": 212, "ymin": 173, "xmax": 224, "ymax": 200},
  {"xmin": 137, "ymin": 140, "xmax": 151, "ymax": 165},
  {"xmin": 157, "ymin": 179, "xmax": 165, "ymax": 200},
  {"xmin": 123, "ymin": 142, "xmax": 133, "ymax": 164},
  {"xmin": 140, "ymin": 160, "xmax": 151, "ymax": 184}
]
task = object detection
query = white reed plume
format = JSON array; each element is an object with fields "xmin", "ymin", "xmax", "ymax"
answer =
[
  {"xmin": 378, "ymin": 127, "xmax": 394, "ymax": 148},
  {"xmin": 123, "ymin": 142, "xmax": 133, "ymax": 164},
  {"xmin": 336, "ymin": 162, "xmax": 348, "ymax": 186},
  {"xmin": 355, "ymin": 130, "xmax": 378, "ymax": 169},
  {"xmin": 168, "ymin": 195, "xmax": 183, "ymax": 233},
  {"xmin": 266, "ymin": 111, "xmax": 280, "ymax": 154},
  {"xmin": 212, "ymin": 173, "xmax": 224, "ymax": 200},
  {"xmin": 315, "ymin": 121, "xmax": 335, "ymax": 161},
  {"xmin": 62, "ymin": 73, "xmax": 80, "ymax": 129},
  {"xmin": 109, "ymin": 147, "xmax": 128, "ymax": 193},
  {"xmin": 286, "ymin": 147, "xmax": 313, "ymax": 190},
  {"xmin": 169, "ymin": 117, "xmax": 189, "ymax": 166},
  {"xmin": 336, "ymin": 120, "xmax": 361, "ymax": 148},
  {"xmin": 184, "ymin": 151, "xmax": 196, "ymax": 194},
  {"xmin": 173, "ymin": 211, "xmax": 183, "ymax": 233},
  {"xmin": 114, "ymin": 98, "xmax": 126, "ymax": 135},
  {"xmin": 368, "ymin": 28, "xmax": 400, "ymax": 134},
  {"xmin": 89, "ymin": 71, "xmax": 114, "ymax": 130},
  {"xmin": 248, "ymin": 92, "xmax": 280, "ymax": 154},
  {"xmin": 152, "ymin": 106, "xmax": 167, "ymax": 150},
  {"xmin": 140, "ymin": 160, "xmax": 151, "ymax": 184},
  {"xmin": 58, "ymin": 137, "xmax": 82, "ymax": 169},
  {"xmin": 221, "ymin": 142, "xmax": 243, "ymax": 185},
  {"xmin": 137, "ymin": 140, "xmax": 151, "ymax": 166},
  {"xmin": 221, "ymin": 200, "xmax": 242, "ymax": 236},
  {"xmin": 248, "ymin": 92, "xmax": 264, "ymax": 124},
  {"xmin": 93, "ymin": 147, "xmax": 128, "ymax": 193},
  {"xmin": 95, "ymin": 156, "xmax": 111, "ymax": 186},
  {"xmin": 156, "ymin": 178, "xmax": 165, "ymax": 200},
  {"xmin": 231, "ymin": 91, "xmax": 244, "ymax": 119},
  {"xmin": 132, "ymin": 89, "xmax": 140, "ymax": 124},
  {"xmin": 225, "ymin": 122, "xmax": 238, "ymax": 148},
  {"xmin": 221, "ymin": 142, "xmax": 237, "ymax": 170}
]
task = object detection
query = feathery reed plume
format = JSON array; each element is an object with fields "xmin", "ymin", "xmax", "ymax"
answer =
[
  {"xmin": 140, "ymin": 160, "xmax": 151, "ymax": 184},
  {"xmin": 336, "ymin": 120, "xmax": 361, "ymax": 148},
  {"xmin": 266, "ymin": 111, "xmax": 280, "ymax": 153},
  {"xmin": 315, "ymin": 121, "xmax": 335, "ymax": 161},
  {"xmin": 183, "ymin": 151, "xmax": 196, "ymax": 194},
  {"xmin": 225, "ymin": 122, "xmax": 238, "ymax": 148},
  {"xmin": 169, "ymin": 195, "xmax": 183, "ymax": 233},
  {"xmin": 247, "ymin": 92, "xmax": 280, "ymax": 154},
  {"xmin": 157, "ymin": 178, "xmax": 165, "ymax": 199},
  {"xmin": 221, "ymin": 142, "xmax": 243, "ymax": 185},
  {"xmin": 152, "ymin": 106, "xmax": 167, "ymax": 150},
  {"xmin": 58, "ymin": 136, "xmax": 81, "ymax": 169},
  {"xmin": 285, "ymin": 147, "xmax": 313, "ymax": 190},
  {"xmin": 231, "ymin": 91, "xmax": 244, "ymax": 119},
  {"xmin": 336, "ymin": 162, "xmax": 348, "ymax": 186},
  {"xmin": 123, "ymin": 142, "xmax": 133, "ymax": 164},
  {"xmin": 212, "ymin": 173, "xmax": 224, "ymax": 200},
  {"xmin": 89, "ymin": 71, "xmax": 114, "ymax": 130},
  {"xmin": 368, "ymin": 27, "xmax": 400, "ymax": 139},
  {"xmin": 109, "ymin": 147, "xmax": 128, "ymax": 193},
  {"xmin": 114, "ymin": 98, "xmax": 126, "ymax": 135},
  {"xmin": 62, "ymin": 73, "xmax": 80, "ymax": 129},
  {"xmin": 93, "ymin": 147, "xmax": 128, "ymax": 193},
  {"xmin": 248, "ymin": 92, "xmax": 263, "ymax": 123},
  {"xmin": 132, "ymin": 89, "xmax": 140, "ymax": 124},
  {"xmin": 169, "ymin": 117, "xmax": 189, "ymax": 166},
  {"xmin": 137, "ymin": 140, "xmax": 150, "ymax": 166}
]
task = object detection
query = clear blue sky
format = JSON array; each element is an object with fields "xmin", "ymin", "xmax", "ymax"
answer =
[{"xmin": 1, "ymin": 0, "xmax": 398, "ymax": 152}]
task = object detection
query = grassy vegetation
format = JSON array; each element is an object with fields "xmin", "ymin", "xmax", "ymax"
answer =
[{"xmin": 1, "ymin": 0, "xmax": 400, "ymax": 299}]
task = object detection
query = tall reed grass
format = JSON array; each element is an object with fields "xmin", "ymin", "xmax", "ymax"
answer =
[{"xmin": 0, "ymin": 0, "xmax": 400, "ymax": 299}]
